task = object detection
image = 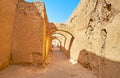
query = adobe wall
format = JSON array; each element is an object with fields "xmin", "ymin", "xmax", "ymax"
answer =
[
  {"xmin": 0, "ymin": 0, "xmax": 18, "ymax": 70},
  {"xmin": 11, "ymin": 1, "xmax": 44, "ymax": 64},
  {"xmin": 66, "ymin": 0, "xmax": 120, "ymax": 77},
  {"xmin": 66, "ymin": 0, "xmax": 120, "ymax": 63},
  {"xmin": 78, "ymin": 49, "xmax": 120, "ymax": 78}
]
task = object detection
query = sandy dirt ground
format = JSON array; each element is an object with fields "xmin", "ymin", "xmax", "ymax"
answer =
[{"xmin": 0, "ymin": 49, "xmax": 96, "ymax": 78}]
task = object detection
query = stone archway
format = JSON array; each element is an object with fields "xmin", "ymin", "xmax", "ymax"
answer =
[
  {"xmin": 45, "ymin": 29, "xmax": 75, "ymax": 59},
  {"xmin": 52, "ymin": 33, "xmax": 67, "ymax": 47},
  {"xmin": 51, "ymin": 39, "xmax": 61, "ymax": 51}
]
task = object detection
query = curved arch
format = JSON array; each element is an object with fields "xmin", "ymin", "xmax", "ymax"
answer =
[
  {"xmin": 48, "ymin": 29, "xmax": 74, "ymax": 39},
  {"xmin": 52, "ymin": 39, "xmax": 61, "ymax": 47},
  {"xmin": 55, "ymin": 30, "xmax": 74, "ymax": 39},
  {"xmin": 52, "ymin": 31, "xmax": 74, "ymax": 52},
  {"xmin": 46, "ymin": 29, "xmax": 74, "ymax": 58},
  {"xmin": 55, "ymin": 39, "xmax": 61, "ymax": 47},
  {"xmin": 52, "ymin": 38, "xmax": 62, "ymax": 48},
  {"xmin": 48, "ymin": 29, "xmax": 74, "ymax": 52},
  {"xmin": 52, "ymin": 33, "xmax": 67, "ymax": 47}
]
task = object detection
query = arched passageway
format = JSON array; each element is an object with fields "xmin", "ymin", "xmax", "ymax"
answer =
[
  {"xmin": 51, "ymin": 39, "xmax": 61, "ymax": 51},
  {"xmin": 52, "ymin": 30, "xmax": 74, "ymax": 53},
  {"xmin": 45, "ymin": 29, "xmax": 75, "ymax": 59},
  {"xmin": 52, "ymin": 33, "xmax": 67, "ymax": 47}
]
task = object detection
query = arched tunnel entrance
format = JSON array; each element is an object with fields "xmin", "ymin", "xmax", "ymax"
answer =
[
  {"xmin": 51, "ymin": 38, "xmax": 61, "ymax": 51},
  {"xmin": 44, "ymin": 28, "xmax": 75, "ymax": 63}
]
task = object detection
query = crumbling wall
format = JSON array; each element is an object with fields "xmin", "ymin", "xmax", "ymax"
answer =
[
  {"xmin": 11, "ymin": 0, "xmax": 44, "ymax": 64},
  {"xmin": 66, "ymin": 0, "xmax": 120, "ymax": 77},
  {"xmin": 67, "ymin": 0, "xmax": 120, "ymax": 63},
  {"xmin": 78, "ymin": 50, "xmax": 120, "ymax": 78},
  {"xmin": 0, "ymin": 0, "xmax": 18, "ymax": 70}
]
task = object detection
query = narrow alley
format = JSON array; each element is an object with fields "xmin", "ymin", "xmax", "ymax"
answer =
[
  {"xmin": 0, "ymin": 0, "xmax": 120, "ymax": 78},
  {"xmin": 0, "ymin": 49, "xmax": 96, "ymax": 78}
]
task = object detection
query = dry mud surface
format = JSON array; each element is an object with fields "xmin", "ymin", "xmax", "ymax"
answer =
[{"xmin": 0, "ymin": 49, "xmax": 96, "ymax": 78}]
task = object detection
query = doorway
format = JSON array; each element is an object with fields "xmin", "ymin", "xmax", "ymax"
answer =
[{"xmin": 52, "ymin": 39, "xmax": 61, "ymax": 51}]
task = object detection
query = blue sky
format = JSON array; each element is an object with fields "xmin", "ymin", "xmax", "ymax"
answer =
[{"xmin": 25, "ymin": 0, "xmax": 80, "ymax": 23}]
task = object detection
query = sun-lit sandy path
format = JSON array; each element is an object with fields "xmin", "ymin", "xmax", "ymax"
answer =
[{"xmin": 0, "ymin": 49, "xmax": 96, "ymax": 78}]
